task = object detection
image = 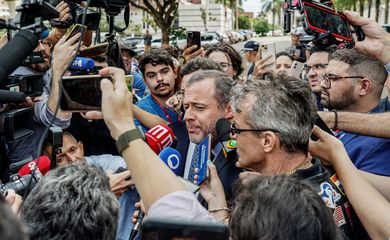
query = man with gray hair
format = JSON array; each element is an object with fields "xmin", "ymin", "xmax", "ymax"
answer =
[
  {"xmin": 20, "ymin": 162, "xmax": 119, "ymax": 240},
  {"xmin": 230, "ymin": 74, "xmax": 367, "ymax": 239},
  {"xmin": 320, "ymin": 48, "xmax": 390, "ymax": 176}
]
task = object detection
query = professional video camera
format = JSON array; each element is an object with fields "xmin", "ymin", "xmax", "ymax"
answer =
[{"xmin": 283, "ymin": 0, "xmax": 365, "ymax": 48}]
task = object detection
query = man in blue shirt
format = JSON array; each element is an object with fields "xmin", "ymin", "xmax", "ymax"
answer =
[
  {"xmin": 320, "ymin": 48, "xmax": 390, "ymax": 176},
  {"xmin": 135, "ymin": 48, "xmax": 181, "ymax": 132},
  {"xmin": 120, "ymin": 45, "xmax": 146, "ymax": 98}
]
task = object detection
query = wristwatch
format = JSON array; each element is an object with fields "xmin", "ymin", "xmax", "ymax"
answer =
[
  {"xmin": 116, "ymin": 128, "xmax": 144, "ymax": 154},
  {"xmin": 384, "ymin": 62, "xmax": 390, "ymax": 74}
]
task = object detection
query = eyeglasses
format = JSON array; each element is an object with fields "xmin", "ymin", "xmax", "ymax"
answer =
[
  {"xmin": 303, "ymin": 63, "xmax": 328, "ymax": 74},
  {"xmin": 39, "ymin": 39, "xmax": 53, "ymax": 49},
  {"xmin": 322, "ymin": 73, "xmax": 364, "ymax": 89},
  {"xmin": 230, "ymin": 122, "xmax": 280, "ymax": 136},
  {"xmin": 218, "ymin": 62, "xmax": 232, "ymax": 71}
]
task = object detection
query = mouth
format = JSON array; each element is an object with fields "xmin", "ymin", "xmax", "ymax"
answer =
[
  {"xmin": 321, "ymin": 91, "xmax": 329, "ymax": 98},
  {"xmin": 155, "ymin": 83, "xmax": 169, "ymax": 91}
]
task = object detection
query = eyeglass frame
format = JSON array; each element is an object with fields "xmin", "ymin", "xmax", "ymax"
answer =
[
  {"xmin": 218, "ymin": 62, "xmax": 233, "ymax": 71},
  {"xmin": 230, "ymin": 122, "xmax": 280, "ymax": 136},
  {"xmin": 303, "ymin": 63, "xmax": 328, "ymax": 74},
  {"xmin": 322, "ymin": 73, "xmax": 365, "ymax": 89}
]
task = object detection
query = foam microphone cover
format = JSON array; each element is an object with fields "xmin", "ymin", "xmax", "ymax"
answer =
[
  {"xmin": 216, "ymin": 118, "xmax": 232, "ymax": 142},
  {"xmin": 145, "ymin": 124, "xmax": 175, "ymax": 154},
  {"xmin": 0, "ymin": 30, "xmax": 38, "ymax": 86},
  {"xmin": 69, "ymin": 57, "xmax": 95, "ymax": 70},
  {"xmin": 18, "ymin": 156, "xmax": 51, "ymax": 177},
  {"xmin": 0, "ymin": 89, "xmax": 26, "ymax": 104},
  {"xmin": 158, "ymin": 147, "xmax": 182, "ymax": 175}
]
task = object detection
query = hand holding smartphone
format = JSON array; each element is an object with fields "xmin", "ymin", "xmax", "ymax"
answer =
[{"xmin": 187, "ymin": 31, "xmax": 201, "ymax": 53}]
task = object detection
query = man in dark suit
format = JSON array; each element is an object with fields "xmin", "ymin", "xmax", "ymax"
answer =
[{"xmin": 170, "ymin": 70, "xmax": 241, "ymax": 204}]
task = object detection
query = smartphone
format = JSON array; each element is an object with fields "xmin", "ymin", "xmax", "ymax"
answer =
[
  {"xmin": 125, "ymin": 75, "xmax": 133, "ymax": 92},
  {"xmin": 187, "ymin": 31, "xmax": 201, "ymax": 53},
  {"xmin": 311, "ymin": 113, "xmax": 334, "ymax": 141},
  {"xmin": 141, "ymin": 219, "xmax": 229, "ymax": 240},
  {"xmin": 66, "ymin": 24, "xmax": 87, "ymax": 41},
  {"xmin": 197, "ymin": 134, "xmax": 211, "ymax": 185},
  {"xmin": 261, "ymin": 42, "xmax": 276, "ymax": 70},
  {"xmin": 60, "ymin": 75, "xmax": 112, "ymax": 112},
  {"xmin": 289, "ymin": 60, "xmax": 305, "ymax": 78},
  {"xmin": 79, "ymin": 42, "xmax": 109, "ymax": 58},
  {"xmin": 302, "ymin": 2, "xmax": 353, "ymax": 41}
]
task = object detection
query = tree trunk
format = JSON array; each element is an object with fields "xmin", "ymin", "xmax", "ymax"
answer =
[
  {"xmin": 375, "ymin": 0, "xmax": 381, "ymax": 22},
  {"xmin": 368, "ymin": 0, "xmax": 372, "ymax": 18},
  {"xmin": 161, "ymin": 27, "xmax": 170, "ymax": 48},
  {"xmin": 359, "ymin": 0, "xmax": 365, "ymax": 16},
  {"xmin": 386, "ymin": 0, "xmax": 389, "ymax": 23},
  {"xmin": 353, "ymin": 1, "xmax": 357, "ymax": 11}
]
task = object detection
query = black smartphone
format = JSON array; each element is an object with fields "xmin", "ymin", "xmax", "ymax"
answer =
[
  {"xmin": 60, "ymin": 75, "xmax": 112, "ymax": 112},
  {"xmin": 187, "ymin": 31, "xmax": 201, "ymax": 53},
  {"xmin": 312, "ymin": 113, "xmax": 334, "ymax": 141},
  {"xmin": 141, "ymin": 219, "xmax": 229, "ymax": 240},
  {"xmin": 302, "ymin": 2, "xmax": 353, "ymax": 41}
]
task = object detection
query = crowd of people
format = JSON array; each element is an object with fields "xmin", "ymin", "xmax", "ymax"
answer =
[{"xmin": 1, "ymin": 1, "xmax": 390, "ymax": 239}]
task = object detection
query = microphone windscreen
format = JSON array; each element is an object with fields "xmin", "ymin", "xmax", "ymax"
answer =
[
  {"xmin": 18, "ymin": 156, "xmax": 51, "ymax": 177},
  {"xmin": 0, "ymin": 89, "xmax": 26, "ymax": 103},
  {"xmin": 69, "ymin": 57, "xmax": 95, "ymax": 70},
  {"xmin": 145, "ymin": 124, "xmax": 175, "ymax": 154},
  {"xmin": 216, "ymin": 118, "xmax": 231, "ymax": 142},
  {"xmin": 158, "ymin": 147, "xmax": 182, "ymax": 175},
  {"xmin": 0, "ymin": 30, "xmax": 38, "ymax": 86}
]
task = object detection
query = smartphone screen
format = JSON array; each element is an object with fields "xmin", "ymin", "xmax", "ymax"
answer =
[
  {"xmin": 303, "ymin": 2, "xmax": 352, "ymax": 40},
  {"xmin": 187, "ymin": 31, "xmax": 201, "ymax": 53},
  {"xmin": 197, "ymin": 134, "xmax": 211, "ymax": 185},
  {"xmin": 60, "ymin": 75, "xmax": 111, "ymax": 112}
]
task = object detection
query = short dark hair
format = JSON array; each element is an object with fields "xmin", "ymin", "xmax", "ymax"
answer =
[
  {"xmin": 21, "ymin": 162, "xmax": 119, "ymax": 240},
  {"xmin": 276, "ymin": 51, "xmax": 293, "ymax": 61},
  {"xmin": 309, "ymin": 45, "xmax": 337, "ymax": 56},
  {"xmin": 180, "ymin": 58, "xmax": 223, "ymax": 77},
  {"xmin": 139, "ymin": 48, "xmax": 174, "ymax": 75},
  {"xmin": 204, "ymin": 43, "xmax": 244, "ymax": 78},
  {"xmin": 230, "ymin": 175, "xmax": 342, "ymax": 240},
  {"xmin": 330, "ymin": 48, "xmax": 387, "ymax": 98},
  {"xmin": 186, "ymin": 70, "xmax": 234, "ymax": 109}
]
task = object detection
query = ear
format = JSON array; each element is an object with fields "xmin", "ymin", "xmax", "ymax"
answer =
[
  {"xmin": 358, "ymin": 78, "xmax": 372, "ymax": 96},
  {"xmin": 262, "ymin": 132, "xmax": 278, "ymax": 153},
  {"xmin": 224, "ymin": 104, "xmax": 234, "ymax": 120},
  {"xmin": 78, "ymin": 141, "xmax": 84, "ymax": 155}
]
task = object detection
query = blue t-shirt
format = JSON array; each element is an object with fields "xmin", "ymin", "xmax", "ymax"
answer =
[
  {"xmin": 132, "ymin": 72, "xmax": 146, "ymax": 98},
  {"xmin": 337, "ymin": 106, "xmax": 390, "ymax": 176},
  {"xmin": 379, "ymin": 97, "xmax": 390, "ymax": 112},
  {"xmin": 135, "ymin": 94, "xmax": 180, "ymax": 132}
]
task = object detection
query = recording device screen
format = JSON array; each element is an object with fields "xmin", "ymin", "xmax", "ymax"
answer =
[
  {"xmin": 303, "ymin": 3, "xmax": 352, "ymax": 40},
  {"xmin": 60, "ymin": 75, "xmax": 112, "ymax": 111}
]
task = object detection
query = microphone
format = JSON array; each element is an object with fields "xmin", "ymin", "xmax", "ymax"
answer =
[
  {"xmin": 18, "ymin": 156, "xmax": 51, "ymax": 177},
  {"xmin": 216, "ymin": 118, "xmax": 237, "ymax": 158},
  {"xmin": 0, "ymin": 30, "xmax": 39, "ymax": 86},
  {"xmin": 69, "ymin": 57, "xmax": 95, "ymax": 71},
  {"xmin": 0, "ymin": 90, "xmax": 26, "ymax": 104},
  {"xmin": 0, "ymin": 19, "xmax": 19, "ymax": 30},
  {"xmin": 128, "ymin": 210, "xmax": 144, "ymax": 240},
  {"xmin": 145, "ymin": 124, "xmax": 175, "ymax": 154},
  {"xmin": 158, "ymin": 147, "xmax": 182, "ymax": 175}
]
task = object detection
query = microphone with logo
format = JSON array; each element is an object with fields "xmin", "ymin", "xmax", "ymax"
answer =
[
  {"xmin": 0, "ymin": 156, "xmax": 51, "ymax": 196},
  {"xmin": 145, "ymin": 124, "xmax": 176, "ymax": 154},
  {"xmin": 216, "ymin": 118, "xmax": 237, "ymax": 160},
  {"xmin": 69, "ymin": 57, "xmax": 95, "ymax": 71}
]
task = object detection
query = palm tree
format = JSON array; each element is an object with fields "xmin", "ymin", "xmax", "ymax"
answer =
[{"xmin": 260, "ymin": 0, "xmax": 283, "ymax": 35}]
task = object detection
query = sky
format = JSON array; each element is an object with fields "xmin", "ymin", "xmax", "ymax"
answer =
[{"xmin": 242, "ymin": 0, "xmax": 262, "ymax": 16}]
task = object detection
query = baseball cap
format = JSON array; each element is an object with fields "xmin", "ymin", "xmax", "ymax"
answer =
[{"xmin": 242, "ymin": 41, "xmax": 260, "ymax": 52}]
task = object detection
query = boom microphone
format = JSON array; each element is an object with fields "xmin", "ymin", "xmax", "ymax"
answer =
[
  {"xmin": 69, "ymin": 57, "xmax": 95, "ymax": 71},
  {"xmin": 18, "ymin": 156, "xmax": 51, "ymax": 177},
  {"xmin": 158, "ymin": 147, "xmax": 182, "ymax": 175},
  {"xmin": 0, "ymin": 30, "xmax": 39, "ymax": 86},
  {"xmin": 0, "ymin": 19, "xmax": 19, "ymax": 30},
  {"xmin": 145, "ymin": 125, "xmax": 175, "ymax": 154},
  {"xmin": 0, "ymin": 89, "xmax": 26, "ymax": 104}
]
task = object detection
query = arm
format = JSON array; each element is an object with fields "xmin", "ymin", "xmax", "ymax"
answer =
[
  {"xmin": 318, "ymin": 111, "xmax": 390, "ymax": 138},
  {"xmin": 309, "ymin": 126, "xmax": 390, "ymax": 239},
  {"xmin": 99, "ymin": 67, "xmax": 185, "ymax": 212},
  {"xmin": 360, "ymin": 171, "xmax": 390, "ymax": 202},
  {"xmin": 132, "ymin": 105, "xmax": 168, "ymax": 129}
]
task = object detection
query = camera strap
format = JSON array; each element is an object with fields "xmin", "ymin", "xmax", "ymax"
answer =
[{"xmin": 113, "ymin": 5, "xmax": 130, "ymax": 33}]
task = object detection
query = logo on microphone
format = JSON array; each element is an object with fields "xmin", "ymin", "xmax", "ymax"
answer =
[
  {"xmin": 28, "ymin": 161, "xmax": 37, "ymax": 171},
  {"xmin": 167, "ymin": 154, "xmax": 180, "ymax": 169},
  {"xmin": 148, "ymin": 125, "xmax": 174, "ymax": 149}
]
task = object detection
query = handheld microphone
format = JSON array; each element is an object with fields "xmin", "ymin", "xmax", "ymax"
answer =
[
  {"xmin": 216, "ymin": 118, "xmax": 237, "ymax": 159},
  {"xmin": 158, "ymin": 147, "xmax": 182, "ymax": 175},
  {"xmin": 128, "ymin": 210, "xmax": 144, "ymax": 240},
  {"xmin": 18, "ymin": 156, "xmax": 51, "ymax": 177},
  {"xmin": 69, "ymin": 57, "xmax": 95, "ymax": 71},
  {"xmin": 0, "ymin": 30, "xmax": 39, "ymax": 86},
  {"xmin": 145, "ymin": 125, "xmax": 175, "ymax": 154},
  {"xmin": 0, "ymin": 89, "xmax": 26, "ymax": 104},
  {"xmin": 0, "ymin": 19, "xmax": 19, "ymax": 30}
]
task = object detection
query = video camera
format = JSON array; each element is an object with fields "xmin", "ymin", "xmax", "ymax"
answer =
[{"xmin": 283, "ymin": 0, "xmax": 365, "ymax": 48}]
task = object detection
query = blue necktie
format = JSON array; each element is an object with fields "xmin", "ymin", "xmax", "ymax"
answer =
[{"xmin": 188, "ymin": 145, "xmax": 199, "ymax": 182}]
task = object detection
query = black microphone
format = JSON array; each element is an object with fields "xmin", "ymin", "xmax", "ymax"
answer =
[
  {"xmin": 129, "ymin": 210, "xmax": 144, "ymax": 240},
  {"xmin": 0, "ymin": 19, "xmax": 19, "ymax": 30},
  {"xmin": 216, "ymin": 118, "xmax": 237, "ymax": 159},
  {"xmin": 0, "ymin": 30, "xmax": 39, "ymax": 86},
  {"xmin": 0, "ymin": 90, "xmax": 26, "ymax": 104}
]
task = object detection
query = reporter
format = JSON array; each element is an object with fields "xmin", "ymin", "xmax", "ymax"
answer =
[{"xmin": 310, "ymin": 126, "xmax": 390, "ymax": 239}]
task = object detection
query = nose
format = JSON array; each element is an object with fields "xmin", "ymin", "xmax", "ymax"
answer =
[
  {"xmin": 320, "ymin": 77, "xmax": 327, "ymax": 89},
  {"xmin": 307, "ymin": 67, "xmax": 316, "ymax": 77},
  {"xmin": 66, "ymin": 153, "xmax": 78, "ymax": 163},
  {"xmin": 183, "ymin": 107, "xmax": 195, "ymax": 122}
]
